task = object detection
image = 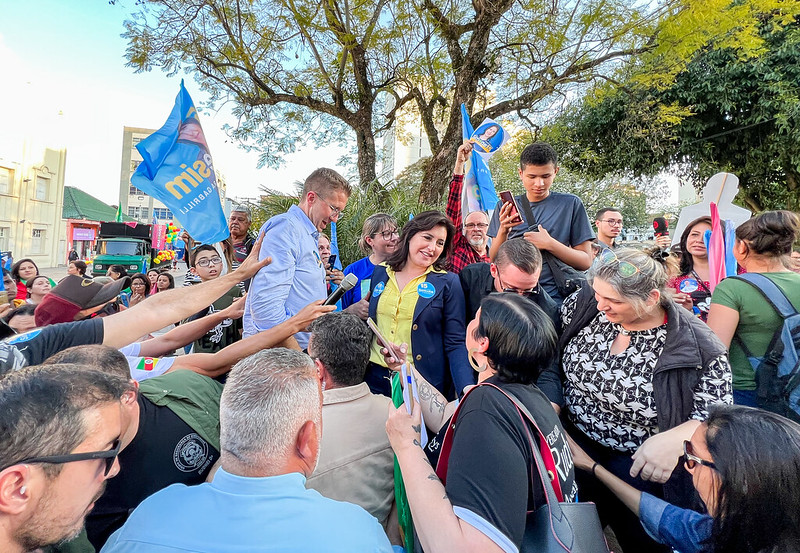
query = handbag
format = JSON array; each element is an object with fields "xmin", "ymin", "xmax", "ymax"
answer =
[
  {"xmin": 436, "ymin": 383, "xmax": 610, "ymax": 553},
  {"xmin": 516, "ymin": 194, "xmax": 587, "ymax": 298}
]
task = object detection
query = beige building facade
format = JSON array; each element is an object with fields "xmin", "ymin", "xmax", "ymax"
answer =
[{"xmin": 0, "ymin": 141, "xmax": 68, "ymax": 267}]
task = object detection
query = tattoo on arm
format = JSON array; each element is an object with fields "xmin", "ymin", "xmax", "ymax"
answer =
[
  {"xmin": 427, "ymin": 473, "xmax": 439, "ymax": 482},
  {"xmin": 412, "ymin": 424, "xmax": 421, "ymax": 433},
  {"xmin": 418, "ymin": 382, "xmax": 432, "ymax": 401},
  {"xmin": 431, "ymin": 394, "xmax": 446, "ymax": 414},
  {"xmin": 413, "ymin": 439, "xmax": 421, "ymax": 447}
]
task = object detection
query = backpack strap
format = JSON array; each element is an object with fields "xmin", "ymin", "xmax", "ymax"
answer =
[
  {"xmin": 730, "ymin": 274, "xmax": 799, "ymax": 319},
  {"xmin": 729, "ymin": 274, "xmax": 798, "ymax": 358}
]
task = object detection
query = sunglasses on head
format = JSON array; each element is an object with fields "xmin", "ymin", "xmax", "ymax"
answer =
[
  {"xmin": 7, "ymin": 439, "xmax": 122, "ymax": 477},
  {"xmin": 683, "ymin": 440, "xmax": 716, "ymax": 471},
  {"xmin": 594, "ymin": 248, "xmax": 642, "ymax": 278}
]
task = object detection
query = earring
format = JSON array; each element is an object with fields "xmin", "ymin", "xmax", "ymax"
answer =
[{"xmin": 468, "ymin": 348, "xmax": 489, "ymax": 373}]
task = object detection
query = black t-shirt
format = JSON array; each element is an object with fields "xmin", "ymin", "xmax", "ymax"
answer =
[
  {"xmin": 0, "ymin": 318, "xmax": 104, "ymax": 377},
  {"xmin": 85, "ymin": 395, "xmax": 219, "ymax": 549},
  {"xmin": 443, "ymin": 377, "xmax": 578, "ymax": 550}
]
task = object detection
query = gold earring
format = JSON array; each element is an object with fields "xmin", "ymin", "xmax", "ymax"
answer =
[{"xmin": 468, "ymin": 348, "xmax": 489, "ymax": 373}]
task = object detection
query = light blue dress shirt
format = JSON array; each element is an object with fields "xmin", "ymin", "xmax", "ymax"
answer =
[
  {"xmin": 243, "ymin": 204, "xmax": 327, "ymax": 348},
  {"xmin": 101, "ymin": 468, "xmax": 393, "ymax": 553}
]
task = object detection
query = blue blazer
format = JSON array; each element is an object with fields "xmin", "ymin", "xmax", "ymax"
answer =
[{"xmin": 369, "ymin": 265, "xmax": 474, "ymax": 400}]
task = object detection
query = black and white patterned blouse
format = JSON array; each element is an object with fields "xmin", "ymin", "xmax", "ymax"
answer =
[{"xmin": 560, "ymin": 292, "xmax": 732, "ymax": 453}]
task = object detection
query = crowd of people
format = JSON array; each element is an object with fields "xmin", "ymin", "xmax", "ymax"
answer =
[{"xmin": 2, "ymin": 139, "xmax": 800, "ymax": 553}]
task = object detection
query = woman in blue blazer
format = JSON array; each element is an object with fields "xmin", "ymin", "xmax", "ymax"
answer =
[{"xmin": 367, "ymin": 211, "xmax": 473, "ymax": 400}]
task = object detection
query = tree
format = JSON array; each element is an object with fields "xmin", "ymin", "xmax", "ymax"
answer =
[
  {"xmin": 122, "ymin": 0, "xmax": 795, "ymax": 204},
  {"xmin": 547, "ymin": 15, "xmax": 800, "ymax": 211}
]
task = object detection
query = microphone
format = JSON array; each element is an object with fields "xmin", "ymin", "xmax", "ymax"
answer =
[
  {"xmin": 323, "ymin": 273, "xmax": 358, "ymax": 306},
  {"xmin": 653, "ymin": 217, "xmax": 669, "ymax": 237}
]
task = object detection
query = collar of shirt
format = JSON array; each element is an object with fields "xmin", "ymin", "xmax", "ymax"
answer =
[
  {"xmin": 210, "ymin": 467, "xmax": 307, "ymax": 494},
  {"xmin": 288, "ymin": 204, "xmax": 320, "ymax": 240},
  {"xmin": 323, "ymin": 382, "xmax": 372, "ymax": 405}
]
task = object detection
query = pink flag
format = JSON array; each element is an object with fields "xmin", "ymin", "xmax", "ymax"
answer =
[{"xmin": 707, "ymin": 202, "xmax": 727, "ymax": 292}]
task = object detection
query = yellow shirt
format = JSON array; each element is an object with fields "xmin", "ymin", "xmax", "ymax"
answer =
[{"xmin": 369, "ymin": 264, "xmax": 444, "ymax": 367}]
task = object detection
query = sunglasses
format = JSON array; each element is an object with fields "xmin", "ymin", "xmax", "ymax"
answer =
[
  {"xmin": 8, "ymin": 439, "xmax": 122, "ymax": 477},
  {"xmin": 594, "ymin": 248, "xmax": 642, "ymax": 278},
  {"xmin": 683, "ymin": 440, "xmax": 716, "ymax": 471}
]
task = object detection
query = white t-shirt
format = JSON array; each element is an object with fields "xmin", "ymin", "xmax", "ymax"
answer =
[{"xmin": 119, "ymin": 342, "xmax": 176, "ymax": 382}]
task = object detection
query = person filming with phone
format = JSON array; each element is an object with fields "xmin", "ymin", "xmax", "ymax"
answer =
[{"xmin": 488, "ymin": 142, "xmax": 595, "ymax": 303}]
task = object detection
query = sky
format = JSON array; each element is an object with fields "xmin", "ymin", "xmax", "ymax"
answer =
[{"xmin": 0, "ymin": 0, "xmax": 349, "ymax": 205}]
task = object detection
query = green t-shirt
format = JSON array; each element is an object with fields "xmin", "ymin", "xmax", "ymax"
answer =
[{"xmin": 711, "ymin": 272, "xmax": 800, "ymax": 390}]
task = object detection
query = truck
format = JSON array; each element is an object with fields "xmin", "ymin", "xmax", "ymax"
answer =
[{"xmin": 91, "ymin": 222, "xmax": 155, "ymax": 277}]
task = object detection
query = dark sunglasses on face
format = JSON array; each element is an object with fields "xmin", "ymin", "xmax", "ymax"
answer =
[
  {"xmin": 683, "ymin": 440, "xmax": 716, "ymax": 470},
  {"xmin": 6, "ymin": 439, "xmax": 122, "ymax": 477}
]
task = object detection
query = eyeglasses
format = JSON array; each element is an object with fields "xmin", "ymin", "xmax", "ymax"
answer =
[
  {"xmin": 599, "ymin": 219, "xmax": 623, "ymax": 226},
  {"xmin": 495, "ymin": 266, "xmax": 537, "ymax": 297},
  {"xmin": 196, "ymin": 256, "xmax": 223, "ymax": 268},
  {"xmin": 372, "ymin": 229, "xmax": 399, "ymax": 240},
  {"xmin": 464, "ymin": 223, "xmax": 489, "ymax": 230},
  {"xmin": 315, "ymin": 193, "xmax": 345, "ymax": 220},
  {"xmin": 683, "ymin": 440, "xmax": 716, "ymax": 471},
  {"xmin": 594, "ymin": 248, "xmax": 641, "ymax": 278},
  {"xmin": 8, "ymin": 439, "xmax": 122, "ymax": 477}
]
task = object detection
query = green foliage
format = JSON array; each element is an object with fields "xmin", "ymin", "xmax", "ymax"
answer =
[
  {"xmin": 550, "ymin": 15, "xmax": 800, "ymax": 212},
  {"xmin": 249, "ymin": 176, "xmax": 439, "ymax": 267}
]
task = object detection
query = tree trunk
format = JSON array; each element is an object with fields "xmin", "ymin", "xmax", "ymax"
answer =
[
  {"xmin": 419, "ymin": 136, "xmax": 459, "ymax": 205},
  {"xmin": 355, "ymin": 121, "xmax": 378, "ymax": 188}
]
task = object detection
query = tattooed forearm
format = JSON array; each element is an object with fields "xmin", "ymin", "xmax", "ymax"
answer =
[
  {"xmin": 427, "ymin": 473, "xmax": 439, "ymax": 481},
  {"xmin": 413, "ymin": 439, "xmax": 421, "ymax": 447},
  {"xmin": 418, "ymin": 382, "xmax": 433, "ymax": 401},
  {"xmin": 431, "ymin": 394, "xmax": 446, "ymax": 414},
  {"xmin": 412, "ymin": 424, "xmax": 421, "ymax": 433}
]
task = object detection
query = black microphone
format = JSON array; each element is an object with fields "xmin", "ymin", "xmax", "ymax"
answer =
[
  {"xmin": 323, "ymin": 273, "xmax": 358, "ymax": 306},
  {"xmin": 653, "ymin": 217, "xmax": 669, "ymax": 237}
]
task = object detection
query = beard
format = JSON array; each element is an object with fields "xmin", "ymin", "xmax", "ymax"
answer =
[
  {"xmin": 469, "ymin": 236, "xmax": 486, "ymax": 247},
  {"xmin": 15, "ymin": 481, "xmax": 107, "ymax": 551}
]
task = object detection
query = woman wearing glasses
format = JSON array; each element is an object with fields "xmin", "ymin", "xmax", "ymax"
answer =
[
  {"xmin": 367, "ymin": 211, "xmax": 473, "ymax": 400},
  {"xmin": 568, "ymin": 404, "xmax": 800, "ymax": 553},
  {"xmin": 341, "ymin": 213, "xmax": 399, "ymax": 315},
  {"xmin": 559, "ymin": 247, "xmax": 732, "ymax": 551},
  {"xmin": 128, "ymin": 273, "xmax": 151, "ymax": 307}
]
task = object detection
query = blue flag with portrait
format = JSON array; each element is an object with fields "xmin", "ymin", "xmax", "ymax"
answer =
[
  {"xmin": 460, "ymin": 104, "xmax": 500, "ymax": 213},
  {"xmin": 132, "ymin": 81, "xmax": 229, "ymax": 244}
]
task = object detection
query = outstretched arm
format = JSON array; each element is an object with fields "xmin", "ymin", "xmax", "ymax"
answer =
[
  {"xmin": 102, "ymin": 233, "xmax": 270, "ymax": 348},
  {"xmin": 170, "ymin": 301, "xmax": 335, "ymax": 378},
  {"xmin": 137, "ymin": 296, "xmax": 246, "ymax": 357}
]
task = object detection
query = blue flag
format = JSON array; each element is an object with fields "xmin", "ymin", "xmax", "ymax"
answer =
[
  {"xmin": 132, "ymin": 81, "xmax": 229, "ymax": 244},
  {"xmin": 460, "ymin": 104, "xmax": 499, "ymax": 213},
  {"xmin": 329, "ymin": 222, "xmax": 343, "ymax": 271}
]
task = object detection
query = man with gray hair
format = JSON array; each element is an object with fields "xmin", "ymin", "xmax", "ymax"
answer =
[
  {"xmin": 102, "ymin": 348, "xmax": 393, "ymax": 553},
  {"xmin": 0, "ymin": 365, "xmax": 132, "ymax": 553},
  {"xmin": 306, "ymin": 313, "xmax": 398, "ymax": 543},
  {"xmin": 229, "ymin": 205, "xmax": 254, "ymax": 264}
]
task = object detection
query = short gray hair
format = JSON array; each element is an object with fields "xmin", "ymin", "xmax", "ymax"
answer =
[
  {"xmin": 589, "ymin": 247, "xmax": 669, "ymax": 316},
  {"xmin": 231, "ymin": 205, "xmax": 251, "ymax": 222},
  {"xmin": 494, "ymin": 238, "xmax": 542, "ymax": 274},
  {"xmin": 220, "ymin": 349, "xmax": 320, "ymax": 470}
]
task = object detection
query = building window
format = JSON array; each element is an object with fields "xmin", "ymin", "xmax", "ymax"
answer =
[
  {"xmin": 152, "ymin": 207, "xmax": 173, "ymax": 220},
  {"xmin": 141, "ymin": 207, "xmax": 149, "ymax": 220},
  {"xmin": 35, "ymin": 176, "xmax": 50, "ymax": 201},
  {"xmin": 128, "ymin": 206, "xmax": 140, "ymax": 218},
  {"xmin": 0, "ymin": 168, "xmax": 10, "ymax": 194},
  {"xmin": 31, "ymin": 229, "xmax": 46, "ymax": 254},
  {"xmin": 129, "ymin": 184, "xmax": 148, "ymax": 196},
  {"xmin": 0, "ymin": 227, "xmax": 9, "ymax": 251}
]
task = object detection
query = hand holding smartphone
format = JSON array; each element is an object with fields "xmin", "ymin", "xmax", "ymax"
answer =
[
  {"xmin": 366, "ymin": 318, "xmax": 401, "ymax": 364},
  {"xmin": 498, "ymin": 190, "xmax": 524, "ymax": 225}
]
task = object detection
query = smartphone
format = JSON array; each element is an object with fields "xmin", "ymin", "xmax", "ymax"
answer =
[
  {"xmin": 327, "ymin": 254, "xmax": 337, "ymax": 269},
  {"xmin": 498, "ymin": 190, "xmax": 524, "ymax": 224},
  {"xmin": 366, "ymin": 317, "xmax": 400, "ymax": 362}
]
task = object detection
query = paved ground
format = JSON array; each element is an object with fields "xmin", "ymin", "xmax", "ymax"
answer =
[{"xmin": 39, "ymin": 265, "xmax": 188, "ymax": 287}]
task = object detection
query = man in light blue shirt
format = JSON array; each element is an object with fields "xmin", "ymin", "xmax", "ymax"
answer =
[
  {"xmin": 243, "ymin": 168, "xmax": 351, "ymax": 349},
  {"xmin": 101, "ymin": 348, "xmax": 393, "ymax": 553}
]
